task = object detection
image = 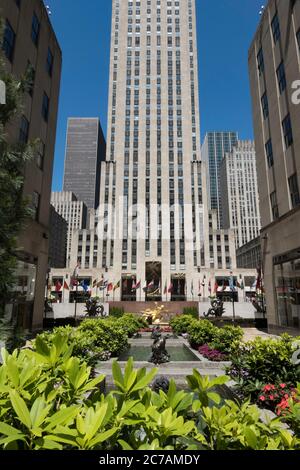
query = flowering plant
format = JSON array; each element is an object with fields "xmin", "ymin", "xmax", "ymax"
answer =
[
  {"xmin": 258, "ymin": 383, "xmax": 296, "ymax": 413},
  {"xmin": 198, "ymin": 344, "xmax": 228, "ymax": 362}
]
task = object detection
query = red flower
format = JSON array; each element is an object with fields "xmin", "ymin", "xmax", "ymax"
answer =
[
  {"xmin": 269, "ymin": 395, "xmax": 274, "ymax": 401},
  {"xmin": 259, "ymin": 395, "xmax": 266, "ymax": 401},
  {"xmin": 279, "ymin": 383, "xmax": 286, "ymax": 389},
  {"xmin": 264, "ymin": 385, "xmax": 272, "ymax": 392}
]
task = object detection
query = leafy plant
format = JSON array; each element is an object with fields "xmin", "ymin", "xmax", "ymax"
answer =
[
  {"xmin": 109, "ymin": 307, "xmax": 124, "ymax": 318},
  {"xmin": 198, "ymin": 344, "xmax": 228, "ymax": 362},
  {"xmin": 209, "ymin": 325, "xmax": 243, "ymax": 354},
  {"xmin": 182, "ymin": 307, "xmax": 199, "ymax": 319},
  {"xmin": 187, "ymin": 320, "xmax": 217, "ymax": 348},
  {"xmin": 169, "ymin": 315, "xmax": 198, "ymax": 335}
]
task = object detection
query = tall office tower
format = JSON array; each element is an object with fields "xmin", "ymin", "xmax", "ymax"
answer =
[
  {"xmin": 51, "ymin": 192, "xmax": 87, "ymax": 267},
  {"xmin": 201, "ymin": 131, "xmax": 238, "ymax": 228},
  {"xmin": 249, "ymin": 0, "xmax": 300, "ymax": 333},
  {"xmin": 97, "ymin": 0, "xmax": 210, "ymax": 301},
  {"xmin": 63, "ymin": 118, "xmax": 106, "ymax": 209},
  {"xmin": 220, "ymin": 141, "xmax": 261, "ymax": 249},
  {"xmin": 0, "ymin": 0, "xmax": 62, "ymax": 328}
]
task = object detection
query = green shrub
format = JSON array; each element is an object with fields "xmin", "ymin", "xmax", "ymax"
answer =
[
  {"xmin": 0, "ymin": 344, "xmax": 299, "ymax": 450},
  {"xmin": 169, "ymin": 315, "xmax": 197, "ymax": 335},
  {"xmin": 109, "ymin": 306, "xmax": 124, "ymax": 318},
  {"xmin": 182, "ymin": 307, "xmax": 199, "ymax": 319},
  {"xmin": 117, "ymin": 314, "xmax": 147, "ymax": 337},
  {"xmin": 228, "ymin": 334, "xmax": 300, "ymax": 401},
  {"xmin": 209, "ymin": 325, "xmax": 243, "ymax": 354},
  {"xmin": 187, "ymin": 320, "xmax": 217, "ymax": 347},
  {"xmin": 78, "ymin": 318, "xmax": 129, "ymax": 357}
]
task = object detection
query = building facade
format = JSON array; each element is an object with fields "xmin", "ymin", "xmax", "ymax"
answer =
[
  {"xmin": 96, "ymin": 0, "xmax": 212, "ymax": 301},
  {"xmin": 63, "ymin": 118, "xmax": 106, "ymax": 209},
  {"xmin": 48, "ymin": 206, "xmax": 67, "ymax": 269},
  {"xmin": 208, "ymin": 211, "xmax": 236, "ymax": 271},
  {"xmin": 51, "ymin": 192, "xmax": 87, "ymax": 266},
  {"xmin": 0, "ymin": 0, "xmax": 62, "ymax": 328},
  {"xmin": 236, "ymin": 237, "xmax": 262, "ymax": 270},
  {"xmin": 249, "ymin": 0, "xmax": 300, "ymax": 332},
  {"xmin": 201, "ymin": 131, "xmax": 238, "ymax": 228},
  {"xmin": 220, "ymin": 140, "xmax": 261, "ymax": 249}
]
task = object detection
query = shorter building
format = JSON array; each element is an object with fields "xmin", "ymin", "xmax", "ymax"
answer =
[
  {"xmin": 208, "ymin": 211, "xmax": 236, "ymax": 270},
  {"xmin": 63, "ymin": 118, "xmax": 106, "ymax": 209},
  {"xmin": 48, "ymin": 206, "xmax": 67, "ymax": 269},
  {"xmin": 51, "ymin": 192, "xmax": 87, "ymax": 266},
  {"xmin": 237, "ymin": 236, "xmax": 262, "ymax": 270},
  {"xmin": 221, "ymin": 140, "xmax": 261, "ymax": 249}
]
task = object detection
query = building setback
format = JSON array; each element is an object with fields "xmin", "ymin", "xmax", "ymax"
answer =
[
  {"xmin": 0, "ymin": 0, "xmax": 62, "ymax": 328},
  {"xmin": 220, "ymin": 140, "xmax": 261, "ymax": 249},
  {"xmin": 51, "ymin": 192, "xmax": 87, "ymax": 267},
  {"xmin": 63, "ymin": 118, "xmax": 106, "ymax": 209},
  {"xmin": 249, "ymin": 0, "xmax": 300, "ymax": 332},
  {"xmin": 201, "ymin": 131, "xmax": 238, "ymax": 229}
]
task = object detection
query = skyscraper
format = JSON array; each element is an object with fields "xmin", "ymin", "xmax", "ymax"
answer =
[
  {"xmin": 220, "ymin": 140, "xmax": 261, "ymax": 249},
  {"xmin": 249, "ymin": 0, "xmax": 300, "ymax": 332},
  {"xmin": 97, "ymin": 0, "xmax": 210, "ymax": 301},
  {"xmin": 201, "ymin": 131, "xmax": 238, "ymax": 228},
  {"xmin": 63, "ymin": 118, "xmax": 106, "ymax": 209}
]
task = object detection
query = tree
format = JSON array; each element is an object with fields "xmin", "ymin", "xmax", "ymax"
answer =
[{"xmin": 0, "ymin": 30, "xmax": 35, "ymax": 313}]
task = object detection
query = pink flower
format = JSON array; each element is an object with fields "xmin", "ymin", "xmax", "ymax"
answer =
[
  {"xmin": 264, "ymin": 385, "xmax": 272, "ymax": 392},
  {"xmin": 279, "ymin": 383, "xmax": 286, "ymax": 389},
  {"xmin": 259, "ymin": 395, "xmax": 266, "ymax": 401},
  {"xmin": 269, "ymin": 395, "xmax": 274, "ymax": 401}
]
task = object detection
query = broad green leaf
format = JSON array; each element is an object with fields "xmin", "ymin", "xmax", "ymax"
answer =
[
  {"xmin": 9, "ymin": 390, "xmax": 31, "ymax": 429},
  {"xmin": 30, "ymin": 397, "xmax": 50, "ymax": 429},
  {"xmin": 89, "ymin": 428, "xmax": 118, "ymax": 448},
  {"xmin": 35, "ymin": 336, "xmax": 50, "ymax": 357},
  {"xmin": 118, "ymin": 439, "xmax": 133, "ymax": 450},
  {"xmin": 112, "ymin": 360, "xmax": 124, "ymax": 388},
  {"xmin": 130, "ymin": 367, "xmax": 158, "ymax": 392}
]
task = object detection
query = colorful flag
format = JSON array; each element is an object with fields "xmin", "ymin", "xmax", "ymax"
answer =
[
  {"xmin": 80, "ymin": 281, "xmax": 89, "ymax": 292},
  {"xmin": 135, "ymin": 280, "xmax": 141, "ymax": 289},
  {"xmin": 214, "ymin": 281, "xmax": 218, "ymax": 294},
  {"xmin": 240, "ymin": 281, "xmax": 244, "ymax": 290},
  {"xmin": 256, "ymin": 268, "xmax": 262, "ymax": 291},
  {"xmin": 191, "ymin": 281, "xmax": 194, "ymax": 295},
  {"xmin": 221, "ymin": 281, "xmax": 227, "ymax": 292},
  {"xmin": 92, "ymin": 279, "xmax": 97, "ymax": 288},
  {"xmin": 107, "ymin": 282, "xmax": 113, "ymax": 292},
  {"xmin": 229, "ymin": 276, "xmax": 235, "ymax": 291},
  {"xmin": 148, "ymin": 280, "xmax": 155, "ymax": 289},
  {"xmin": 142, "ymin": 281, "xmax": 148, "ymax": 292},
  {"xmin": 208, "ymin": 280, "xmax": 211, "ymax": 294},
  {"xmin": 113, "ymin": 280, "xmax": 120, "ymax": 291},
  {"xmin": 55, "ymin": 281, "xmax": 62, "ymax": 292},
  {"xmin": 164, "ymin": 280, "xmax": 168, "ymax": 295},
  {"xmin": 167, "ymin": 282, "xmax": 173, "ymax": 293},
  {"xmin": 63, "ymin": 281, "xmax": 69, "ymax": 291}
]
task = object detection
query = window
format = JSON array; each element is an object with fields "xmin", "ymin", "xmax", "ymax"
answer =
[
  {"xmin": 15, "ymin": 0, "xmax": 21, "ymax": 7},
  {"xmin": 42, "ymin": 92, "xmax": 49, "ymax": 121},
  {"xmin": 288, "ymin": 174, "xmax": 300, "ymax": 208},
  {"xmin": 32, "ymin": 191, "xmax": 40, "ymax": 221},
  {"xmin": 36, "ymin": 141, "xmax": 45, "ymax": 170},
  {"xmin": 257, "ymin": 48, "xmax": 264, "ymax": 75},
  {"xmin": 282, "ymin": 114, "xmax": 293, "ymax": 148},
  {"xmin": 271, "ymin": 13, "xmax": 280, "ymax": 44},
  {"xmin": 261, "ymin": 92, "xmax": 269, "ymax": 119},
  {"xmin": 31, "ymin": 13, "xmax": 40, "ymax": 46},
  {"xmin": 297, "ymin": 28, "xmax": 300, "ymax": 50},
  {"xmin": 276, "ymin": 62, "xmax": 286, "ymax": 94},
  {"xmin": 46, "ymin": 48, "xmax": 54, "ymax": 76},
  {"xmin": 265, "ymin": 139, "xmax": 274, "ymax": 167},
  {"xmin": 26, "ymin": 62, "xmax": 35, "ymax": 96},
  {"xmin": 19, "ymin": 115, "xmax": 29, "ymax": 144},
  {"xmin": 270, "ymin": 191, "xmax": 279, "ymax": 220},
  {"xmin": 2, "ymin": 20, "xmax": 15, "ymax": 62}
]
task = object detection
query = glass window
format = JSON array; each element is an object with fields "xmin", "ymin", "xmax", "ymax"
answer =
[
  {"xmin": 19, "ymin": 115, "xmax": 29, "ymax": 144},
  {"xmin": 271, "ymin": 12, "xmax": 280, "ymax": 44},
  {"xmin": 265, "ymin": 139, "xmax": 274, "ymax": 167},
  {"xmin": 31, "ymin": 12, "xmax": 40, "ymax": 46},
  {"xmin": 276, "ymin": 62, "xmax": 286, "ymax": 94},
  {"xmin": 288, "ymin": 173, "xmax": 300, "ymax": 208},
  {"xmin": 261, "ymin": 92, "xmax": 269, "ymax": 119},
  {"xmin": 275, "ymin": 257, "xmax": 300, "ymax": 328},
  {"xmin": 32, "ymin": 191, "xmax": 40, "ymax": 221},
  {"xmin": 46, "ymin": 48, "xmax": 54, "ymax": 76},
  {"xmin": 2, "ymin": 20, "xmax": 15, "ymax": 62},
  {"xmin": 257, "ymin": 48, "xmax": 264, "ymax": 75},
  {"xmin": 42, "ymin": 92, "xmax": 50, "ymax": 121},
  {"xmin": 282, "ymin": 114, "xmax": 293, "ymax": 149},
  {"xmin": 270, "ymin": 191, "xmax": 279, "ymax": 220}
]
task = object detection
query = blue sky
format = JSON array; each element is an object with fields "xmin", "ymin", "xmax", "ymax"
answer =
[{"xmin": 48, "ymin": 0, "xmax": 266, "ymax": 191}]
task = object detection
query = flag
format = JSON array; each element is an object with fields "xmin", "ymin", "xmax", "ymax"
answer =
[
  {"xmin": 236, "ymin": 280, "xmax": 241, "ymax": 289},
  {"xmin": 135, "ymin": 280, "xmax": 141, "ymax": 289},
  {"xmin": 221, "ymin": 281, "xmax": 227, "ymax": 292},
  {"xmin": 214, "ymin": 281, "xmax": 218, "ymax": 294},
  {"xmin": 208, "ymin": 280, "xmax": 211, "ymax": 294},
  {"xmin": 63, "ymin": 281, "xmax": 69, "ymax": 291},
  {"xmin": 167, "ymin": 282, "xmax": 173, "ymax": 293},
  {"xmin": 80, "ymin": 281, "xmax": 89, "ymax": 292},
  {"xmin": 256, "ymin": 268, "xmax": 262, "ymax": 291},
  {"xmin": 164, "ymin": 280, "xmax": 167, "ymax": 295},
  {"xmin": 92, "ymin": 279, "xmax": 97, "ymax": 288},
  {"xmin": 107, "ymin": 282, "xmax": 113, "ymax": 292},
  {"xmin": 72, "ymin": 263, "xmax": 80, "ymax": 278},
  {"xmin": 229, "ymin": 276, "xmax": 235, "ymax": 291},
  {"xmin": 198, "ymin": 279, "xmax": 201, "ymax": 294},
  {"xmin": 142, "ymin": 281, "xmax": 148, "ymax": 292},
  {"xmin": 113, "ymin": 280, "xmax": 120, "ymax": 291},
  {"xmin": 191, "ymin": 281, "xmax": 194, "ymax": 295},
  {"xmin": 55, "ymin": 281, "xmax": 62, "ymax": 292},
  {"xmin": 148, "ymin": 279, "xmax": 155, "ymax": 289},
  {"xmin": 240, "ymin": 281, "xmax": 244, "ymax": 290}
]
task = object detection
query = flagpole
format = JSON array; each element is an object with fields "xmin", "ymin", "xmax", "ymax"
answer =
[{"xmin": 74, "ymin": 276, "xmax": 78, "ymax": 322}]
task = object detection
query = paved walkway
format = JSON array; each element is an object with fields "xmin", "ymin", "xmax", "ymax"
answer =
[{"xmin": 242, "ymin": 328, "xmax": 278, "ymax": 342}]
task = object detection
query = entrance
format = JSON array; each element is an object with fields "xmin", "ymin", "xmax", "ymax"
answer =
[
  {"xmin": 145, "ymin": 262, "xmax": 161, "ymax": 301},
  {"xmin": 121, "ymin": 275, "xmax": 137, "ymax": 301},
  {"xmin": 171, "ymin": 275, "xmax": 186, "ymax": 301}
]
